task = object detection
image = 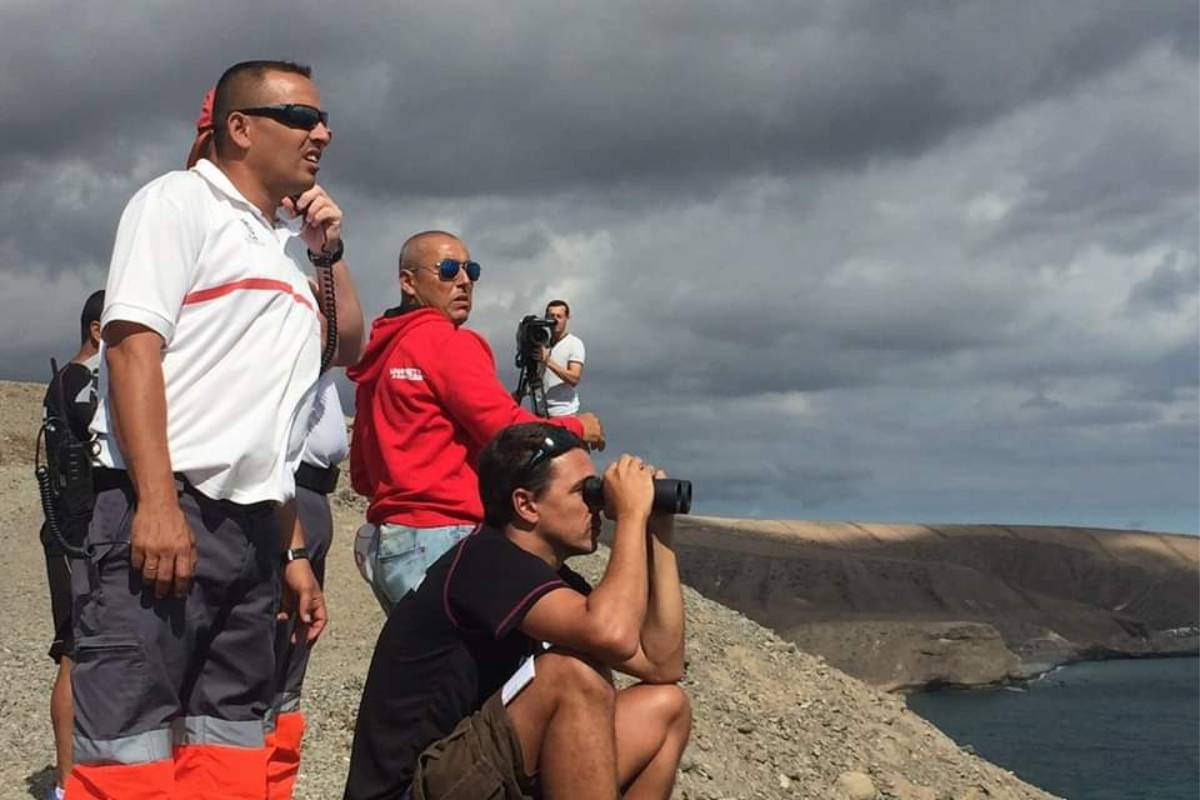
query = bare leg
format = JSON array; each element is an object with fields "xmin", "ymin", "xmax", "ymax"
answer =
[
  {"xmin": 505, "ymin": 651, "xmax": 619, "ymax": 800},
  {"xmin": 51, "ymin": 656, "xmax": 74, "ymax": 790},
  {"xmin": 615, "ymin": 684, "xmax": 692, "ymax": 800}
]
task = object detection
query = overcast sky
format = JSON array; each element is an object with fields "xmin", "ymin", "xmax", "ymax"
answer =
[{"xmin": 2, "ymin": 1, "xmax": 1196, "ymax": 533}]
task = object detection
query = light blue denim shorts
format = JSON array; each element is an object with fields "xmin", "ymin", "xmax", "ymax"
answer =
[{"xmin": 353, "ymin": 522, "xmax": 476, "ymax": 612}]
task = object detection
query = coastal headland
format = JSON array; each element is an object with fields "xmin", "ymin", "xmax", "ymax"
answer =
[{"xmin": 669, "ymin": 516, "xmax": 1199, "ymax": 691}]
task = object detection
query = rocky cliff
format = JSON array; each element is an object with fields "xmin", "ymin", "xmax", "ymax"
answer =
[{"xmin": 669, "ymin": 516, "xmax": 1199, "ymax": 690}]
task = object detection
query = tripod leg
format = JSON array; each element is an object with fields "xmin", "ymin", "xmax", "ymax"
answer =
[
  {"xmin": 514, "ymin": 371, "xmax": 529, "ymax": 410},
  {"xmin": 529, "ymin": 376, "xmax": 549, "ymax": 418}
]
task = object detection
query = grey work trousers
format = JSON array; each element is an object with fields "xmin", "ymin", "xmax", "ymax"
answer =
[
  {"xmin": 270, "ymin": 484, "xmax": 332, "ymax": 717},
  {"xmin": 70, "ymin": 477, "xmax": 280, "ymax": 770}
]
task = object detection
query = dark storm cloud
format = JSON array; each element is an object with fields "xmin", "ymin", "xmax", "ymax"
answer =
[
  {"xmin": 0, "ymin": 0, "xmax": 1195, "ymax": 532},
  {"xmin": 311, "ymin": 0, "xmax": 1197, "ymax": 196},
  {"xmin": 1120, "ymin": 340, "xmax": 1200, "ymax": 403},
  {"xmin": 1127, "ymin": 252, "xmax": 1200, "ymax": 316},
  {"xmin": 1, "ymin": 0, "xmax": 1194, "ymax": 195}
]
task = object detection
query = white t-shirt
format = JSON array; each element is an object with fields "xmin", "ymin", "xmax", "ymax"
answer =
[
  {"xmin": 543, "ymin": 333, "xmax": 585, "ymax": 416},
  {"xmin": 300, "ymin": 373, "xmax": 349, "ymax": 469},
  {"xmin": 90, "ymin": 159, "xmax": 321, "ymax": 505}
]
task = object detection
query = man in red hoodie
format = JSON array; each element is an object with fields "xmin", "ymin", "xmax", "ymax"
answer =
[{"xmin": 350, "ymin": 230, "xmax": 606, "ymax": 610}]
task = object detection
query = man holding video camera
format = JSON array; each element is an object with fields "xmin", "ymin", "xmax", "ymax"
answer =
[
  {"xmin": 350, "ymin": 231, "xmax": 606, "ymax": 611},
  {"xmin": 344, "ymin": 422, "xmax": 690, "ymax": 800},
  {"xmin": 539, "ymin": 299, "xmax": 586, "ymax": 416}
]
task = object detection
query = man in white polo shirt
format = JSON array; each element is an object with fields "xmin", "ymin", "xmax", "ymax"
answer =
[
  {"xmin": 181, "ymin": 86, "xmax": 364, "ymax": 800},
  {"xmin": 68, "ymin": 60, "xmax": 345, "ymax": 800}
]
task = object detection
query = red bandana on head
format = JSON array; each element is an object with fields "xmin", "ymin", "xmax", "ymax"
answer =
[{"xmin": 185, "ymin": 86, "xmax": 216, "ymax": 169}]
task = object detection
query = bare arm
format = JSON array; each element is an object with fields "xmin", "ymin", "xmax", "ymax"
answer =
[
  {"xmin": 616, "ymin": 512, "xmax": 686, "ymax": 683},
  {"xmin": 276, "ymin": 499, "xmax": 328, "ymax": 644},
  {"xmin": 543, "ymin": 355, "xmax": 583, "ymax": 387},
  {"xmin": 435, "ymin": 333, "xmax": 604, "ymax": 450},
  {"xmin": 104, "ymin": 321, "xmax": 196, "ymax": 598},
  {"xmin": 520, "ymin": 455, "xmax": 655, "ymax": 664},
  {"xmin": 276, "ymin": 498, "xmax": 305, "ymax": 550}
]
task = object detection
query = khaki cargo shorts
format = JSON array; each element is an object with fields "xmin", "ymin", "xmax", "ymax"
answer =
[{"xmin": 412, "ymin": 692, "xmax": 536, "ymax": 800}]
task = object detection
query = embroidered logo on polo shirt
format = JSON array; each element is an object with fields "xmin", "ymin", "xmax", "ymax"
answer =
[
  {"xmin": 390, "ymin": 367, "xmax": 424, "ymax": 381},
  {"xmin": 240, "ymin": 218, "xmax": 265, "ymax": 245}
]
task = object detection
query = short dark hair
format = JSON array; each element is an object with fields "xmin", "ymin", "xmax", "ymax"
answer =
[
  {"xmin": 212, "ymin": 60, "xmax": 313, "ymax": 154},
  {"xmin": 546, "ymin": 299, "xmax": 570, "ymax": 317},
  {"xmin": 479, "ymin": 423, "xmax": 585, "ymax": 529},
  {"xmin": 80, "ymin": 290, "xmax": 105, "ymax": 343}
]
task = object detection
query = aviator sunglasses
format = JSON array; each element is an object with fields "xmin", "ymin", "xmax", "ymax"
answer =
[
  {"xmin": 235, "ymin": 103, "xmax": 330, "ymax": 131},
  {"xmin": 413, "ymin": 258, "xmax": 482, "ymax": 282}
]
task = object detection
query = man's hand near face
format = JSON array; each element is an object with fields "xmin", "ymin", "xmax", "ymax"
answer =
[
  {"xmin": 283, "ymin": 184, "xmax": 365, "ymax": 365},
  {"xmin": 282, "ymin": 184, "xmax": 343, "ymax": 255}
]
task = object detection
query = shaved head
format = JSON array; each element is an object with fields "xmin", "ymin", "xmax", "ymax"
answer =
[
  {"xmin": 397, "ymin": 230, "xmax": 474, "ymax": 325},
  {"xmin": 398, "ymin": 230, "xmax": 462, "ymax": 274}
]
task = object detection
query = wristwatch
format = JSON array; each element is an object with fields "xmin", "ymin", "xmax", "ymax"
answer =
[
  {"xmin": 307, "ymin": 238, "xmax": 344, "ymax": 267},
  {"xmin": 282, "ymin": 547, "xmax": 310, "ymax": 564}
]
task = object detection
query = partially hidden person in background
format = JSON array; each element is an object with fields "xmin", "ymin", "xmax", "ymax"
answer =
[{"xmin": 38, "ymin": 289, "xmax": 104, "ymax": 800}]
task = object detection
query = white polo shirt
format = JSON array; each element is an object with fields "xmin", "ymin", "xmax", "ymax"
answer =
[
  {"xmin": 543, "ymin": 333, "xmax": 585, "ymax": 416},
  {"xmin": 91, "ymin": 158, "xmax": 321, "ymax": 505},
  {"xmin": 299, "ymin": 372, "xmax": 349, "ymax": 469}
]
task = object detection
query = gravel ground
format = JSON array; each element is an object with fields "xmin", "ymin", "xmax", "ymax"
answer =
[{"xmin": 0, "ymin": 380, "xmax": 1057, "ymax": 799}]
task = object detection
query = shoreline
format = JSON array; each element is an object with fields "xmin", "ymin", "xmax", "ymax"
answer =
[
  {"xmin": 667, "ymin": 516, "xmax": 1200, "ymax": 697},
  {"xmin": 901, "ymin": 648, "xmax": 1200, "ymax": 695}
]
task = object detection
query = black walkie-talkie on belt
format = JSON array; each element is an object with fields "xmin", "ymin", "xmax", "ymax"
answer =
[{"xmin": 35, "ymin": 357, "xmax": 95, "ymax": 559}]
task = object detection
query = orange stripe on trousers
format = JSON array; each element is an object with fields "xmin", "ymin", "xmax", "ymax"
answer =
[
  {"xmin": 266, "ymin": 710, "xmax": 307, "ymax": 800},
  {"xmin": 65, "ymin": 758, "xmax": 173, "ymax": 799},
  {"xmin": 172, "ymin": 743, "xmax": 269, "ymax": 800}
]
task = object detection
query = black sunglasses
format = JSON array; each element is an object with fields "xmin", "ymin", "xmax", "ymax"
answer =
[
  {"xmin": 415, "ymin": 259, "xmax": 482, "ymax": 282},
  {"xmin": 235, "ymin": 104, "xmax": 330, "ymax": 131}
]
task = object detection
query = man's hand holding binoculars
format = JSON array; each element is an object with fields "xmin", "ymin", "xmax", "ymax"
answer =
[{"xmin": 601, "ymin": 454, "xmax": 658, "ymax": 522}]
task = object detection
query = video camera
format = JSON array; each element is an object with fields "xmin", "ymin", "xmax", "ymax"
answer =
[
  {"xmin": 514, "ymin": 314, "xmax": 556, "ymax": 368},
  {"xmin": 512, "ymin": 314, "xmax": 558, "ymax": 417}
]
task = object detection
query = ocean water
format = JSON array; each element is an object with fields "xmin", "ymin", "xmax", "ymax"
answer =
[{"xmin": 906, "ymin": 657, "xmax": 1199, "ymax": 800}]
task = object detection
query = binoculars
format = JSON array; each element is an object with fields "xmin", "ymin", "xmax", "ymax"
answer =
[{"xmin": 581, "ymin": 476, "xmax": 692, "ymax": 515}]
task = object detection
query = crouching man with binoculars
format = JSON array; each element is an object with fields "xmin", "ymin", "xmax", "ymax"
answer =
[{"xmin": 344, "ymin": 422, "xmax": 691, "ymax": 800}]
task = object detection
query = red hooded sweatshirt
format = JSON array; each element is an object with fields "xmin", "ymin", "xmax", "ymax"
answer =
[{"xmin": 349, "ymin": 307, "xmax": 585, "ymax": 526}]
